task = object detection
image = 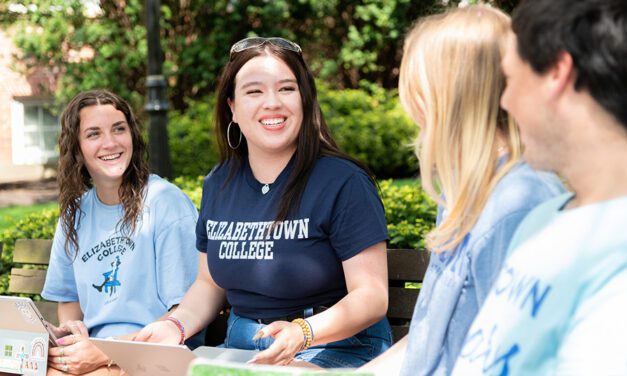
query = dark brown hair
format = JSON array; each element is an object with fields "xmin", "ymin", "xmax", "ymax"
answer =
[
  {"xmin": 215, "ymin": 43, "xmax": 374, "ymax": 222},
  {"xmin": 513, "ymin": 0, "xmax": 627, "ymax": 128},
  {"xmin": 57, "ymin": 89, "xmax": 149, "ymax": 258}
]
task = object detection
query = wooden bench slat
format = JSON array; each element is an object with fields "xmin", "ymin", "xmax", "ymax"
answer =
[
  {"xmin": 387, "ymin": 249, "xmax": 429, "ymax": 281},
  {"xmin": 391, "ymin": 325, "xmax": 410, "ymax": 342},
  {"xmin": 13, "ymin": 239, "xmax": 53, "ymax": 265},
  {"xmin": 388, "ymin": 287, "xmax": 419, "ymax": 319},
  {"xmin": 8, "ymin": 268, "xmax": 47, "ymax": 295}
]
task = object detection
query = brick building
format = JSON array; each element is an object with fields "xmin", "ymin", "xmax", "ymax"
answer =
[{"xmin": 0, "ymin": 29, "xmax": 59, "ymax": 184}]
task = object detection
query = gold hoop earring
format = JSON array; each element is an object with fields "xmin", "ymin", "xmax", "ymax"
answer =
[{"xmin": 227, "ymin": 121, "xmax": 242, "ymax": 149}]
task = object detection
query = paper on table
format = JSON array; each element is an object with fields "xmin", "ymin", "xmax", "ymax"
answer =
[{"xmin": 186, "ymin": 358, "xmax": 376, "ymax": 376}]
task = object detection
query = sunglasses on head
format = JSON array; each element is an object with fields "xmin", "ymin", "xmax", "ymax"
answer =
[{"xmin": 229, "ymin": 37, "xmax": 302, "ymax": 59}]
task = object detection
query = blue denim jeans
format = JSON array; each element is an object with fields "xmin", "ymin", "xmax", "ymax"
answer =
[{"xmin": 223, "ymin": 311, "xmax": 392, "ymax": 368}]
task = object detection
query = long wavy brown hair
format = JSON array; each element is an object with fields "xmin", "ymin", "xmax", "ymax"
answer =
[{"xmin": 57, "ymin": 90, "xmax": 149, "ymax": 258}]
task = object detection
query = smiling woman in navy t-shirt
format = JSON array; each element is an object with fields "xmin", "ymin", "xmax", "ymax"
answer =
[{"xmin": 135, "ymin": 37, "xmax": 391, "ymax": 368}]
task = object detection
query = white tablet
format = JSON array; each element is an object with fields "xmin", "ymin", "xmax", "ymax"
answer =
[
  {"xmin": 0, "ymin": 296, "xmax": 54, "ymax": 376},
  {"xmin": 0, "ymin": 296, "xmax": 58, "ymax": 346},
  {"xmin": 90, "ymin": 338, "xmax": 257, "ymax": 376}
]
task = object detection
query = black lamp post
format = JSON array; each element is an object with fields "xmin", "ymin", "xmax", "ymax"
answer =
[{"xmin": 145, "ymin": 0, "xmax": 172, "ymax": 179}]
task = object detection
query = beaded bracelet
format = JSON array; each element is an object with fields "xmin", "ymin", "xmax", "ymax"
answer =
[
  {"xmin": 292, "ymin": 318, "xmax": 313, "ymax": 351},
  {"xmin": 164, "ymin": 316, "xmax": 186, "ymax": 345}
]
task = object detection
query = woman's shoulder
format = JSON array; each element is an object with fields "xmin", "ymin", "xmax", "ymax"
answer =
[
  {"xmin": 312, "ymin": 156, "xmax": 370, "ymax": 180},
  {"xmin": 490, "ymin": 161, "xmax": 565, "ymax": 211},
  {"xmin": 202, "ymin": 162, "xmax": 231, "ymax": 186},
  {"xmin": 303, "ymin": 157, "xmax": 377, "ymax": 201},
  {"xmin": 79, "ymin": 185, "xmax": 97, "ymax": 203},
  {"xmin": 144, "ymin": 174, "xmax": 195, "ymax": 207},
  {"xmin": 467, "ymin": 162, "xmax": 565, "ymax": 251},
  {"xmin": 146, "ymin": 174, "xmax": 180, "ymax": 193}
]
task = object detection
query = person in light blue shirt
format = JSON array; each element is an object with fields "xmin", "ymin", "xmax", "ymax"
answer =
[
  {"xmin": 42, "ymin": 90, "xmax": 198, "ymax": 376},
  {"xmin": 43, "ymin": 175, "xmax": 198, "ymax": 338},
  {"xmin": 453, "ymin": 194, "xmax": 627, "ymax": 375},
  {"xmin": 452, "ymin": 0, "xmax": 627, "ymax": 374},
  {"xmin": 362, "ymin": 6, "xmax": 564, "ymax": 376}
]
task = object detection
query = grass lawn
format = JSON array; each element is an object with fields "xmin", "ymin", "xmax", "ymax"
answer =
[
  {"xmin": 389, "ymin": 177, "xmax": 420, "ymax": 187},
  {"xmin": 0, "ymin": 201, "xmax": 58, "ymax": 231}
]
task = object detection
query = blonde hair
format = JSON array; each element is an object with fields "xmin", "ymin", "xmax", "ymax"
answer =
[{"xmin": 399, "ymin": 5, "xmax": 522, "ymax": 253}]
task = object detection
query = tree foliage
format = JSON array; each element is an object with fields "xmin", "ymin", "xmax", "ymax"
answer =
[
  {"xmin": 1, "ymin": 0, "xmax": 454, "ymax": 110},
  {"xmin": 1, "ymin": 0, "xmax": 516, "ymax": 111}
]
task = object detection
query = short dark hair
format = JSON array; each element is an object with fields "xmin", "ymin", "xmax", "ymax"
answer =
[{"xmin": 512, "ymin": 0, "xmax": 627, "ymax": 128}]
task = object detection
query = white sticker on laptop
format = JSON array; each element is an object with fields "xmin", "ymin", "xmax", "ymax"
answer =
[
  {"xmin": 14, "ymin": 301, "xmax": 37, "ymax": 325},
  {"xmin": 30, "ymin": 337, "xmax": 46, "ymax": 360}
]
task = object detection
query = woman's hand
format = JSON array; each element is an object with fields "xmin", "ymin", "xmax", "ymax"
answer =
[
  {"xmin": 248, "ymin": 321, "xmax": 305, "ymax": 365},
  {"xmin": 133, "ymin": 320, "xmax": 181, "ymax": 344},
  {"xmin": 47, "ymin": 321, "xmax": 108, "ymax": 375},
  {"xmin": 45, "ymin": 322, "xmax": 71, "ymax": 342}
]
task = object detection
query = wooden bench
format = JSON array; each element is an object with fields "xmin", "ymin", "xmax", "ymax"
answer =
[
  {"xmin": 6, "ymin": 239, "xmax": 429, "ymax": 343},
  {"xmin": 7, "ymin": 239, "xmax": 58, "ymax": 325},
  {"xmin": 386, "ymin": 248, "xmax": 429, "ymax": 341}
]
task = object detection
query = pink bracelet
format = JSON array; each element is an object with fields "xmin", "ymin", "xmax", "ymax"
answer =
[{"xmin": 164, "ymin": 316, "xmax": 185, "ymax": 344}]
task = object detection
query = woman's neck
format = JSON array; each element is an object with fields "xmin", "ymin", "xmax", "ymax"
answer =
[
  {"xmin": 95, "ymin": 182, "xmax": 121, "ymax": 205},
  {"xmin": 495, "ymin": 130, "xmax": 509, "ymax": 158},
  {"xmin": 248, "ymin": 149, "xmax": 295, "ymax": 184}
]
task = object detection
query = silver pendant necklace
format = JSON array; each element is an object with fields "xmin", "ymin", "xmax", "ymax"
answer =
[{"xmin": 261, "ymin": 184, "xmax": 270, "ymax": 195}]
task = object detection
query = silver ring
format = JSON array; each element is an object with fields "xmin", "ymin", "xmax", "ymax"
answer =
[
  {"xmin": 60, "ymin": 356, "xmax": 65, "ymax": 364},
  {"xmin": 61, "ymin": 364, "xmax": 68, "ymax": 372}
]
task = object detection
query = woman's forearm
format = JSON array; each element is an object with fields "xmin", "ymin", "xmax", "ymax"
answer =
[
  {"xmin": 168, "ymin": 254, "xmax": 226, "ymax": 338},
  {"xmin": 58, "ymin": 301, "xmax": 83, "ymax": 324},
  {"xmin": 307, "ymin": 284, "xmax": 388, "ymax": 345},
  {"xmin": 307, "ymin": 242, "xmax": 388, "ymax": 345}
]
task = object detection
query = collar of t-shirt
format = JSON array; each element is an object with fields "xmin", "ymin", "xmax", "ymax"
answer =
[{"xmin": 243, "ymin": 154, "xmax": 296, "ymax": 194}]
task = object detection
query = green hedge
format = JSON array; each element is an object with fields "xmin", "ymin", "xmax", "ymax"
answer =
[
  {"xmin": 168, "ymin": 96, "xmax": 220, "ymax": 178},
  {"xmin": 318, "ymin": 83, "xmax": 418, "ymax": 179},
  {"xmin": 0, "ymin": 208, "xmax": 59, "ymax": 296},
  {"xmin": 379, "ymin": 180, "xmax": 437, "ymax": 249},
  {"xmin": 0, "ymin": 177, "xmax": 435, "ymax": 295},
  {"xmin": 167, "ymin": 85, "xmax": 418, "ymax": 179}
]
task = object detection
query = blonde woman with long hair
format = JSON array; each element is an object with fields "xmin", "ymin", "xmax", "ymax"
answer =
[{"xmin": 363, "ymin": 5, "xmax": 563, "ymax": 376}]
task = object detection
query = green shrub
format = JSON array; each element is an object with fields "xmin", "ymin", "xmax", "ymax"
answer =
[
  {"xmin": 318, "ymin": 83, "xmax": 418, "ymax": 179},
  {"xmin": 167, "ymin": 85, "xmax": 418, "ymax": 179},
  {"xmin": 379, "ymin": 180, "xmax": 437, "ymax": 250},
  {"xmin": 0, "ymin": 208, "xmax": 60, "ymax": 295},
  {"xmin": 172, "ymin": 176, "xmax": 204, "ymax": 207},
  {"xmin": 168, "ymin": 96, "xmax": 219, "ymax": 179}
]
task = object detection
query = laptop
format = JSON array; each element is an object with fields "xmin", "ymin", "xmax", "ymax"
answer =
[
  {"xmin": 90, "ymin": 338, "xmax": 258, "ymax": 376},
  {"xmin": 0, "ymin": 296, "xmax": 56, "ymax": 376}
]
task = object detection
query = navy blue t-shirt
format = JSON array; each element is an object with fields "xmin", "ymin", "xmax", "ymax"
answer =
[{"xmin": 196, "ymin": 156, "xmax": 388, "ymax": 319}]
